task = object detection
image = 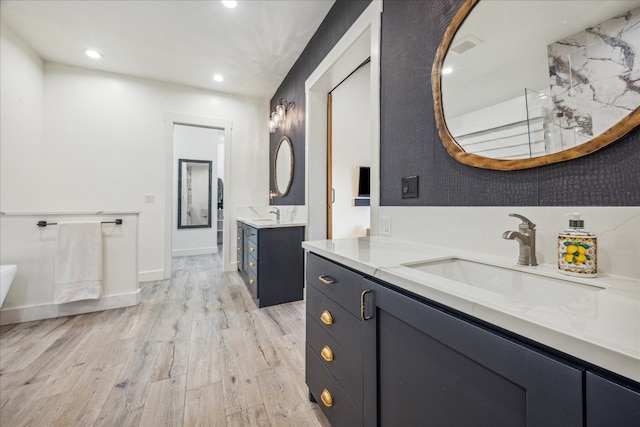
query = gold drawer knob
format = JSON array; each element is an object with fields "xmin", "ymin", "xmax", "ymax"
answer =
[
  {"xmin": 249, "ymin": 247, "xmax": 255, "ymax": 253},
  {"xmin": 320, "ymin": 345, "xmax": 334, "ymax": 362},
  {"xmin": 237, "ymin": 247, "xmax": 241, "ymax": 252},
  {"xmin": 249, "ymin": 261, "xmax": 255, "ymax": 267},
  {"xmin": 318, "ymin": 275, "xmax": 335, "ymax": 285},
  {"xmin": 237, "ymin": 236, "xmax": 241, "ymax": 240},
  {"xmin": 320, "ymin": 310, "xmax": 333, "ymax": 325},
  {"xmin": 320, "ymin": 389, "xmax": 333, "ymax": 407},
  {"xmin": 249, "ymin": 279, "xmax": 255, "ymax": 285}
]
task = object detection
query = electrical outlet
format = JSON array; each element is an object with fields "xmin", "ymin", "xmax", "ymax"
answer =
[
  {"xmin": 379, "ymin": 216, "xmax": 391, "ymax": 236},
  {"xmin": 401, "ymin": 176, "xmax": 419, "ymax": 199}
]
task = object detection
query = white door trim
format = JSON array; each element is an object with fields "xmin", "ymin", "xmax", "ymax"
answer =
[{"xmin": 305, "ymin": 1, "xmax": 382, "ymax": 241}]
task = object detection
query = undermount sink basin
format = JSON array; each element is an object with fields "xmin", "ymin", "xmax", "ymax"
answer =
[{"xmin": 403, "ymin": 257, "xmax": 604, "ymax": 310}]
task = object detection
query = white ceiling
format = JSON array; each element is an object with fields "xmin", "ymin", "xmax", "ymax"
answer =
[{"xmin": 0, "ymin": 0, "xmax": 336, "ymax": 100}]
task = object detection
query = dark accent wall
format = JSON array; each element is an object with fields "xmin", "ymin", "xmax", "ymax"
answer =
[
  {"xmin": 269, "ymin": 0, "xmax": 372, "ymax": 205},
  {"xmin": 380, "ymin": 0, "xmax": 640, "ymax": 206},
  {"xmin": 271, "ymin": 0, "xmax": 640, "ymax": 207}
]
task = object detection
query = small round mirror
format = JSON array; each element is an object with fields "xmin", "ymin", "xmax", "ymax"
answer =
[{"xmin": 274, "ymin": 136, "xmax": 294, "ymax": 196}]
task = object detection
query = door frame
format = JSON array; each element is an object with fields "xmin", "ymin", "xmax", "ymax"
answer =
[
  {"xmin": 163, "ymin": 113, "xmax": 233, "ymax": 279},
  {"xmin": 305, "ymin": 1, "xmax": 382, "ymax": 241}
]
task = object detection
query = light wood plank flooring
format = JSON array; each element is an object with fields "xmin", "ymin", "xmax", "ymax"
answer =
[{"xmin": 0, "ymin": 252, "xmax": 330, "ymax": 427}]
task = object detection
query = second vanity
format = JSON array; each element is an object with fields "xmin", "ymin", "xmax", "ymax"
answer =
[
  {"xmin": 237, "ymin": 218, "xmax": 305, "ymax": 308},
  {"xmin": 303, "ymin": 237, "xmax": 640, "ymax": 426}
]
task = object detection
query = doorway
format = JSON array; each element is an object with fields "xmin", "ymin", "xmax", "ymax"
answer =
[
  {"xmin": 327, "ymin": 61, "xmax": 372, "ymax": 239},
  {"xmin": 172, "ymin": 124, "xmax": 224, "ymax": 257},
  {"xmin": 163, "ymin": 113, "xmax": 233, "ymax": 279}
]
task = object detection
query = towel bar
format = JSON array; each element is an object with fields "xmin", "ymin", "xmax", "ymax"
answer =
[{"xmin": 37, "ymin": 219, "xmax": 123, "ymax": 227}]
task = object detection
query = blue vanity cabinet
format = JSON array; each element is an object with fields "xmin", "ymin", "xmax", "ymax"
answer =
[
  {"xmin": 362, "ymin": 278, "xmax": 584, "ymax": 426},
  {"xmin": 586, "ymin": 371, "xmax": 640, "ymax": 426},
  {"xmin": 237, "ymin": 221, "xmax": 304, "ymax": 308},
  {"xmin": 305, "ymin": 252, "xmax": 368, "ymax": 426}
]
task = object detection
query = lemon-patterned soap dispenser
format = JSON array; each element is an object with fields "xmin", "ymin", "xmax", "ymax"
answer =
[{"xmin": 558, "ymin": 213, "xmax": 597, "ymax": 277}]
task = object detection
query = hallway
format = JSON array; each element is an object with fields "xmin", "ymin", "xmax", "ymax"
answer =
[{"xmin": 0, "ymin": 253, "xmax": 330, "ymax": 426}]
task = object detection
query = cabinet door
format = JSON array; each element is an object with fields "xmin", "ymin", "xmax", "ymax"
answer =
[
  {"xmin": 586, "ymin": 371, "xmax": 640, "ymax": 426},
  {"xmin": 363, "ymin": 279, "xmax": 584, "ymax": 427}
]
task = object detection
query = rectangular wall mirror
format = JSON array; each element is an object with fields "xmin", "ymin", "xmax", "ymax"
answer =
[{"xmin": 178, "ymin": 158, "xmax": 212, "ymax": 229}]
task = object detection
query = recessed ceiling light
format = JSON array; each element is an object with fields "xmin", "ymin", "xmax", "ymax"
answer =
[
  {"xmin": 221, "ymin": 1, "xmax": 237, "ymax": 8},
  {"xmin": 84, "ymin": 49, "xmax": 102, "ymax": 59},
  {"xmin": 442, "ymin": 67, "xmax": 453, "ymax": 75},
  {"xmin": 213, "ymin": 74, "xmax": 224, "ymax": 82}
]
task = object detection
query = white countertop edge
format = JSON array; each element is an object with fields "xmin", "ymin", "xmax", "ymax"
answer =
[
  {"xmin": 302, "ymin": 238, "xmax": 640, "ymax": 383},
  {"xmin": 238, "ymin": 218, "xmax": 306, "ymax": 229}
]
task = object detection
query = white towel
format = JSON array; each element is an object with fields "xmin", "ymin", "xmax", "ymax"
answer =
[{"xmin": 54, "ymin": 221, "xmax": 103, "ymax": 303}]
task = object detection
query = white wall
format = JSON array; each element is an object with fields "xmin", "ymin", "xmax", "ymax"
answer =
[
  {"xmin": 172, "ymin": 124, "xmax": 221, "ymax": 256},
  {"xmin": 0, "ymin": 212, "xmax": 140, "ymax": 325},
  {"xmin": 1, "ymin": 28, "xmax": 269, "ymax": 285},
  {"xmin": 331, "ymin": 63, "xmax": 371, "ymax": 238},
  {"xmin": 0, "ymin": 23, "xmax": 44, "ymax": 211}
]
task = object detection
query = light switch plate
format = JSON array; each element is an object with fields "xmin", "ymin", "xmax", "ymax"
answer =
[
  {"xmin": 401, "ymin": 176, "xmax": 419, "ymax": 199},
  {"xmin": 144, "ymin": 193, "xmax": 155, "ymax": 203},
  {"xmin": 379, "ymin": 216, "xmax": 391, "ymax": 236}
]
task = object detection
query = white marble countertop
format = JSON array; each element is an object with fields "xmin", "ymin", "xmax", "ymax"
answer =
[
  {"xmin": 303, "ymin": 237, "xmax": 640, "ymax": 383},
  {"xmin": 238, "ymin": 218, "xmax": 306, "ymax": 229}
]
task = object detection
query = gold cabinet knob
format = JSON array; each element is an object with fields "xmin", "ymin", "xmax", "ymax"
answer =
[
  {"xmin": 320, "ymin": 345, "xmax": 334, "ymax": 362},
  {"xmin": 318, "ymin": 275, "xmax": 335, "ymax": 285},
  {"xmin": 320, "ymin": 389, "xmax": 333, "ymax": 407},
  {"xmin": 249, "ymin": 261, "xmax": 255, "ymax": 267},
  {"xmin": 320, "ymin": 310, "xmax": 333, "ymax": 325},
  {"xmin": 249, "ymin": 279, "xmax": 255, "ymax": 285},
  {"xmin": 237, "ymin": 236, "xmax": 241, "ymax": 240},
  {"xmin": 249, "ymin": 247, "xmax": 255, "ymax": 253},
  {"xmin": 237, "ymin": 247, "xmax": 241, "ymax": 252}
]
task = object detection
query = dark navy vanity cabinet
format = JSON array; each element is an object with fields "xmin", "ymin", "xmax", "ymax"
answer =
[
  {"xmin": 237, "ymin": 221, "xmax": 304, "ymax": 307},
  {"xmin": 305, "ymin": 252, "xmax": 640, "ymax": 426}
]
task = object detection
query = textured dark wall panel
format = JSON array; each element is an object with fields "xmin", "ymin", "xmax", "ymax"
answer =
[
  {"xmin": 380, "ymin": 0, "xmax": 640, "ymax": 206},
  {"xmin": 269, "ymin": 0, "xmax": 372, "ymax": 205}
]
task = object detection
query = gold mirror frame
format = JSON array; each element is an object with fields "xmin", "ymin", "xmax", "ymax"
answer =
[
  {"xmin": 274, "ymin": 136, "xmax": 294, "ymax": 196},
  {"xmin": 432, "ymin": 0, "xmax": 640, "ymax": 171}
]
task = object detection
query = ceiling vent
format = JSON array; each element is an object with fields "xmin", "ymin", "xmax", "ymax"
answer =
[{"xmin": 450, "ymin": 35, "xmax": 483, "ymax": 55}]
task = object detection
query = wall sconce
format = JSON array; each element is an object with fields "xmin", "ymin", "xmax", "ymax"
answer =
[{"xmin": 269, "ymin": 98, "xmax": 295, "ymax": 133}]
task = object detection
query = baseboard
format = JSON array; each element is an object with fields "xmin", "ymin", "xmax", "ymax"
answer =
[
  {"xmin": 0, "ymin": 289, "xmax": 141, "ymax": 326},
  {"xmin": 138, "ymin": 270, "xmax": 164, "ymax": 283},
  {"xmin": 171, "ymin": 247, "xmax": 218, "ymax": 257}
]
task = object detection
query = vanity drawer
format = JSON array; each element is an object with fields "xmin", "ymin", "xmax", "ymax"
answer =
[
  {"xmin": 307, "ymin": 312, "xmax": 363, "ymax": 410},
  {"xmin": 306, "ymin": 252, "xmax": 364, "ymax": 318},
  {"xmin": 247, "ymin": 270, "xmax": 257, "ymax": 298},
  {"xmin": 246, "ymin": 239, "xmax": 258, "ymax": 259},
  {"xmin": 307, "ymin": 285, "xmax": 363, "ymax": 363},
  {"xmin": 248, "ymin": 254, "xmax": 257, "ymax": 275},
  {"xmin": 306, "ymin": 343, "xmax": 363, "ymax": 426}
]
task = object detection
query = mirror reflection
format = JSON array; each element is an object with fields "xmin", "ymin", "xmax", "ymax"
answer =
[
  {"xmin": 178, "ymin": 159, "xmax": 212, "ymax": 228},
  {"xmin": 274, "ymin": 136, "xmax": 294, "ymax": 196},
  {"xmin": 436, "ymin": 0, "xmax": 640, "ymax": 167}
]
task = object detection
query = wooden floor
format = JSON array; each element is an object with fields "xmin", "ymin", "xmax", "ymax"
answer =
[{"xmin": 0, "ymin": 252, "xmax": 330, "ymax": 427}]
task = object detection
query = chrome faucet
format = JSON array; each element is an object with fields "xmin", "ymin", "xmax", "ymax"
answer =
[
  {"xmin": 269, "ymin": 207, "xmax": 281, "ymax": 221},
  {"xmin": 502, "ymin": 213, "xmax": 538, "ymax": 266}
]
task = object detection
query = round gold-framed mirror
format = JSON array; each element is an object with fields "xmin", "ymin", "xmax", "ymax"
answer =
[
  {"xmin": 432, "ymin": 0, "xmax": 640, "ymax": 171},
  {"xmin": 274, "ymin": 136, "xmax": 294, "ymax": 196}
]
